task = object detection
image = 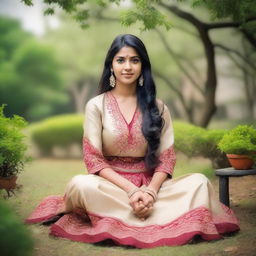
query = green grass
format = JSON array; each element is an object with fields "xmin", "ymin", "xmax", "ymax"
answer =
[{"xmin": 3, "ymin": 155, "xmax": 255, "ymax": 256}]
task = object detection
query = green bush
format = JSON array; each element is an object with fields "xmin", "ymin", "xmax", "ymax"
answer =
[
  {"xmin": 201, "ymin": 129, "xmax": 229, "ymax": 168},
  {"xmin": 174, "ymin": 121, "xmax": 206, "ymax": 157},
  {"xmin": 29, "ymin": 114, "xmax": 84, "ymax": 156},
  {"xmin": 218, "ymin": 125, "xmax": 256, "ymax": 157},
  {"xmin": 29, "ymin": 116, "xmax": 229, "ymax": 168},
  {"xmin": 0, "ymin": 105, "xmax": 29, "ymax": 177},
  {"xmin": 0, "ymin": 200, "xmax": 34, "ymax": 256},
  {"xmin": 173, "ymin": 121, "xmax": 228, "ymax": 168}
]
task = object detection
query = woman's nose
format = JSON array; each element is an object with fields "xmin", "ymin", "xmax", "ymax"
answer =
[{"xmin": 124, "ymin": 60, "xmax": 132, "ymax": 70}]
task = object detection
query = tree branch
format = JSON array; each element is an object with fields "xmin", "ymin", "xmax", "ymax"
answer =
[
  {"xmin": 159, "ymin": 1, "xmax": 256, "ymax": 49},
  {"xmin": 159, "ymin": 3, "xmax": 203, "ymax": 28},
  {"xmin": 214, "ymin": 43, "xmax": 256, "ymax": 71},
  {"xmin": 155, "ymin": 28, "xmax": 204, "ymax": 94},
  {"xmin": 206, "ymin": 16, "xmax": 256, "ymax": 29},
  {"xmin": 241, "ymin": 28, "xmax": 256, "ymax": 49},
  {"xmin": 172, "ymin": 24, "xmax": 199, "ymax": 38},
  {"xmin": 154, "ymin": 69, "xmax": 194, "ymax": 122},
  {"xmin": 159, "ymin": 2, "xmax": 218, "ymax": 127}
]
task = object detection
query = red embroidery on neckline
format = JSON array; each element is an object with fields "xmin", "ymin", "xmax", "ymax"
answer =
[
  {"xmin": 109, "ymin": 91, "xmax": 138, "ymax": 127},
  {"xmin": 105, "ymin": 92, "xmax": 147, "ymax": 154}
]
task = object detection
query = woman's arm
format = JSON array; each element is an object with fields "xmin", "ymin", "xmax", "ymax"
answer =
[
  {"xmin": 99, "ymin": 167, "xmax": 137, "ymax": 193},
  {"xmin": 99, "ymin": 167, "xmax": 147, "ymax": 220},
  {"xmin": 137, "ymin": 172, "xmax": 168, "ymax": 210},
  {"xmin": 147, "ymin": 171, "xmax": 168, "ymax": 193},
  {"xmin": 137, "ymin": 104, "xmax": 176, "ymax": 217},
  {"xmin": 130, "ymin": 172, "xmax": 168, "ymax": 221}
]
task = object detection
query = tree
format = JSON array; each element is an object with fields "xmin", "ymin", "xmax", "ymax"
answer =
[
  {"xmin": 22, "ymin": 0, "xmax": 256, "ymax": 126},
  {"xmin": 0, "ymin": 17, "xmax": 29, "ymax": 61},
  {"xmin": 0, "ymin": 16, "xmax": 67, "ymax": 121}
]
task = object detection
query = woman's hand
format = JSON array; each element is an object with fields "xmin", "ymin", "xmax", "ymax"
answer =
[
  {"xmin": 129, "ymin": 191, "xmax": 155, "ymax": 221},
  {"xmin": 133, "ymin": 200, "xmax": 153, "ymax": 221},
  {"xmin": 140, "ymin": 191, "xmax": 155, "ymax": 208},
  {"xmin": 129, "ymin": 190, "xmax": 145, "ymax": 211}
]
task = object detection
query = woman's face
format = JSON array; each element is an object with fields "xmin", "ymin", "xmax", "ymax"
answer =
[{"xmin": 112, "ymin": 46, "xmax": 142, "ymax": 87}]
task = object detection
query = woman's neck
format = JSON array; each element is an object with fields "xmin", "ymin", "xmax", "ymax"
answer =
[{"xmin": 111, "ymin": 83, "xmax": 137, "ymax": 98}]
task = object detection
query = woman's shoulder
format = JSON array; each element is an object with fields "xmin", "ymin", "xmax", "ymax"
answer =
[{"xmin": 85, "ymin": 93, "xmax": 106, "ymax": 109}]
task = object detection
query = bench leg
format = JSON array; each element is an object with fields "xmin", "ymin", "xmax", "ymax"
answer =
[{"xmin": 219, "ymin": 176, "xmax": 229, "ymax": 207}]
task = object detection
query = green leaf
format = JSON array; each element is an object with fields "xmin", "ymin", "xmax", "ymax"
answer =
[
  {"xmin": 21, "ymin": 0, "xmax": 33, "ymax": 6},
  {"xmin": 44, "ymin": 8, "xmax": 55, "ymax": 15}
]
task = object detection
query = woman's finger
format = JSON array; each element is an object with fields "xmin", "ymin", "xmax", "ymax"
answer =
[
  {"xmin": 140, "ymin": 193, "xmax": 155, "ymax": 207},
  {"xmin": 135, "ymin": 205, "xmax": 152, "ymax": 217},
  {"xmin": 133, "ymin": 200, "xmax": 145, "ymax": 212},
  {"xmin": 136, "ymin": 206, "xmax": 153, "ymax": 219}
]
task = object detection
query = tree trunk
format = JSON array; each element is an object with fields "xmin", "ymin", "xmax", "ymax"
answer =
[
  {"xmin": 160, "ymin": 4, "xmax": 217, "ymax": 127},
  {"xmin": 197, "ymin": 29, "xmax": 217, "ymax": 127},
  {"xmin": 69, "ymin": 81, "xmax": 89, "ymax": 113}
]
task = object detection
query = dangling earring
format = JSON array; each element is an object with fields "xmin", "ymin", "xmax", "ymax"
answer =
[
  {"xmin": 139, "ymin": 75, "xmax": 144, "ymax": 87},
  {"xmin": 110, "ymin": 68, "xmax": 116, "ymax": 88}
]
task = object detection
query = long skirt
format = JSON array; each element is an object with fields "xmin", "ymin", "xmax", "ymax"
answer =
[{"xmin": 26, "ymin": 172, "xmax": 239, "ymax": 248}]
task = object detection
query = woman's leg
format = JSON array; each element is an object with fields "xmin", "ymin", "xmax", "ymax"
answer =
[{"xmin": 42, "ymin": 174, "xmax": 92, "ymax": 225}]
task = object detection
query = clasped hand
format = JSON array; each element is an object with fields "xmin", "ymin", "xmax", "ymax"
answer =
[{"xmin": 129, "ymin": 190, "xmax": 155, "ymax": 221}]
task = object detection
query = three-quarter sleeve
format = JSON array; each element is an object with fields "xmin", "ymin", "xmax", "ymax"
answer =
[
  {"xmin": 154, "ymin": 104, "xmax": 176, "ymax": 177},
  {"xmin": 82, "ymin": 99, "xmax": 110, "ymax": 174}
]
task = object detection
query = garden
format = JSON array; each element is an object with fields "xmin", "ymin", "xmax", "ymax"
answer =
[
  {"xmin": 1, "ymin": 0, "xmax": 256, "ymax": 255},
  {"xmin": 1, "ymin": 105, "xmax": 256, "ymax": 256}
]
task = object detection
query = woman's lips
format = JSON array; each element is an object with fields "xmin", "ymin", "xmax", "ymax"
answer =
[{"xmin": 122, "ymin": 73, "xmax": 134, "ymax": 78}]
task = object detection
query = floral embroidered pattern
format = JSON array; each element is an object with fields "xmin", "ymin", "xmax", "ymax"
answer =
[
  {"xmin": 26, "ymin": 195, "xmax": 64, "ymax": 223},
  {"xmin": 83, "ymin": 137, "xmax": 111, "ymax": 174},
  {"xmin": 213, "ymin": 203, "xmax": 239, "ymax": 226},
  {"xmin": 105, "ymin": 92, "xmax": 147, "ymax": 154},
  {"xmin": 49, "ymin": 206, "xmax": 239, "ymax": 248},
  {"xmin": 155, "ymin": 145, "xmax": 176, "ymax": 175}
]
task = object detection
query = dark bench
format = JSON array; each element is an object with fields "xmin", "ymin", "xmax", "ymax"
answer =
[{"xmin": 215, "ymin": 167, "xmax": 256, "ymax": 207}]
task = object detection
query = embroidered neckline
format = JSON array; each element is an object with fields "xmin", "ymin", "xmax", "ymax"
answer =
[
  {"xmin": 108, "ymin": 91, "xmax": 138, "ymax": 128},
  {"xmin": 105, "ymin": 91, "xmax": 147, "ymax": 153}
]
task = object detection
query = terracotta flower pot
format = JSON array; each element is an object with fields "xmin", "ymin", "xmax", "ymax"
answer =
[
  {"xmin": 226, "ymin": 154, "xmax": 254, "ymax": 170},
  {"xmin": 0, "ymin": 175, "xmax": 18, "ymax": 190}
]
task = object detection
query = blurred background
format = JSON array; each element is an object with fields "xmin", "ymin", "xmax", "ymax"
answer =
[
  {"xmin": 1, "ymin": 0, "xmax": 255, "ymax": 123},
  {"xmin": 0, "ymin": 0, "xmax": 255, "ymax": 159},
  {"xmin": 1, "ymin": 2, "xmax": 256, "ymax": 255}
]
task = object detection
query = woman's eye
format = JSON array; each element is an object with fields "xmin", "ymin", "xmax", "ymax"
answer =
[
  {"xmin": 116, "ymin": 59, "xmax": 124, "ymax": 63},
  {"xmin": 132, "ymin": 59, "xmax": 140, "ymax": 64}
]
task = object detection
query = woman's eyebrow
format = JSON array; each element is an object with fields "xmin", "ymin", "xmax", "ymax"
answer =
[{"xmin": 115, "ymin": 55, "xmax": 140, "ymax": 58}]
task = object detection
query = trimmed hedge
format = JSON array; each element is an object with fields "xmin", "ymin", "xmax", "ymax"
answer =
[
  {"xmin": 29, "ymin": 114, "xmax": 83, "ymax": 156},
  {"xmin": 174, "ymin": 121, "xmax": 229, "ymax": 168},
  {"xmin": 29, "ymin": 115, "xmax": 229, "ymax": 168}
]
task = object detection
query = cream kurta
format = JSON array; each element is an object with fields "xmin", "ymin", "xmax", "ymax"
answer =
[
  {"xmin": 82, "ymin": 91, "xmax": 175, "ymax": 175},
  {"xmin": 26, "ymin": 91, "xmax": 239, "ymax": 248}
]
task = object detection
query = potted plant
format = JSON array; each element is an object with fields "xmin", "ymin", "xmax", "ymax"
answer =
[
  {"xmin": 0, "ymin": 104, "xmax": 29, "ymax": 196},
  {"xmin": 218, "ymin": 125, "xmax": 256, "ymax": 170}
]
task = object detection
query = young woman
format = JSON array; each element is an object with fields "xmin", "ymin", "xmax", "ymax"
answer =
[{"xmin": 26, "ymin": 34, "xmax": 239, "ymax": 248}]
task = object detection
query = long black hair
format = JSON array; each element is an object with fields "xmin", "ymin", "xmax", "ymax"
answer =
[{"xmin": 98, "ymin": 34, "xmax": 164, "ymax": 171}]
